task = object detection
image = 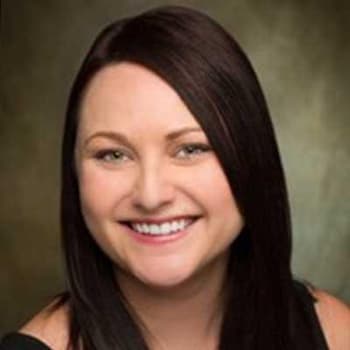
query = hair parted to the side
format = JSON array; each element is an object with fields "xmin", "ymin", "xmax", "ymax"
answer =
[{"xmin": 60, "ymin": 5, "xmax": 294, "ymax": 349}]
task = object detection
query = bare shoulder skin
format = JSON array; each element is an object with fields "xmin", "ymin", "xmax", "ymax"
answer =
[
  {"xmin": 310, "ymin": 287, "xmax": 350, "ymax": 350},
  {"xmin": 19, "ymin": 300, "xmax": 70, "ymax": 350}
]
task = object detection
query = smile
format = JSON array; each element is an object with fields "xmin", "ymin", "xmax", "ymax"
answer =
[{"xmin": 129, "ymin": 218, "xmax": 194, "ymax": 236}]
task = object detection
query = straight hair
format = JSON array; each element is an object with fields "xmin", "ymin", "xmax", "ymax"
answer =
[{"xmin": 60, "ymin": 5, "xmax": 294, "ymax": 349}]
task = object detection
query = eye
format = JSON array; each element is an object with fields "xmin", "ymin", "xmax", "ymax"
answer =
[
  {"xmin": 94, "ymin": 149, "xmax": 130, "ymax": 163},
  {"xmin": 176, "ymin": 143, "xmax": 212, "ymax": 159}
]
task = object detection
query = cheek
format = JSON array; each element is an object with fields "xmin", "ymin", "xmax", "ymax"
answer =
[
  {"xmin": 187, "ymin": 160, "xmax": 237, "ymax": 210},
  {"xmin": 77, "ymin": 164, "xmax": 130, "ymax": 219},
  {"xmin": 191, "ymin": 161, "xmax": 244, "ymax": 237}
]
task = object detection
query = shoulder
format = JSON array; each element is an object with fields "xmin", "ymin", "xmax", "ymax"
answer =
[
  {"xmin": 309, "ymin": 286, "xmax": 350, "ymax": 350},
  {"xmin": 19, "ymin": 299, "xmax": 70, "ymax": 350}
]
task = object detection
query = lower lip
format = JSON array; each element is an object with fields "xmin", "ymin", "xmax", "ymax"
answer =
[{"xmin": 123, "ymin": 220, "xmax": 197, "ymax": 245}]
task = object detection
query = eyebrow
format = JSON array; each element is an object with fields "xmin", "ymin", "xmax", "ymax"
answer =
[{"xmin": 83, "ymin": 127, "xmax": 203, "ymax": 147}]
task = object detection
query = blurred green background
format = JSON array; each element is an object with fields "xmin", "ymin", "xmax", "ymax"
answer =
[{"xmin": 1, "ymin": 0, "xmax": 349, "ymax": 335}]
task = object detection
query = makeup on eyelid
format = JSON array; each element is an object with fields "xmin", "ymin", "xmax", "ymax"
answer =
[{"xmin": 83, "ymin": 140, "xmax": 212, "ymax": 161}]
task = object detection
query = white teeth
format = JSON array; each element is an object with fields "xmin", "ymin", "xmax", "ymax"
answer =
[
  {"xmin": 172, "ymin": 221, "xmax": 179, "ymax": 231},
  {"xmin": 150, "ymin": 224, "xmax": 160, "ymax": 234},
  {"xmin": 141, "ymin": 224, "xmax": 149, "ymax": 233},
  {"xmin": 161, "ymin": 222, "xmax": 171, "ymax": 234},
  {"xmin": 130, "ymin": 218, "xmax": 194, "ymax": 235}
]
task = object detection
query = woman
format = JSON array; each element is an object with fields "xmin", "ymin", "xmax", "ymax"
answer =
[{"xmin": 1, "ymin": 5, "xmax": 349, "ymax": 350}]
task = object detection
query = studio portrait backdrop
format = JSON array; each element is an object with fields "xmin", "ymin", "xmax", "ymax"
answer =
[{"xmin": 1, "ymin": 0, "xmax": 349, "ymax": 336}]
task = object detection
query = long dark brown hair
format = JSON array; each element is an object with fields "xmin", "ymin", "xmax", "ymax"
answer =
[{"xmin": 60, "ymin": 5, "xmax": 294, "ymax": 349}]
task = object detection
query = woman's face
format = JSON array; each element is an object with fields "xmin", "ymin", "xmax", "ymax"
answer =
[{"xmin": 74, "ymin": 62, "xmax": 244, "ymax": 289}]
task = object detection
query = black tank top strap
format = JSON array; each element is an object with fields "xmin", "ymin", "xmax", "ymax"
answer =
[{"xmin": 291, "ymin": 280, "xmax": 329, "ymax": 349}]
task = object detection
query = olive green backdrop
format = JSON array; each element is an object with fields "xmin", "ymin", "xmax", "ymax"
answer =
[{"xmin": 1, "ymin": 0, "xmax": 349, "ymax": 335}]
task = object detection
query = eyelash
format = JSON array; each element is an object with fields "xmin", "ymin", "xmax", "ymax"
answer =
[{"xmin": 94, "ymin": 143, "xmax": 212, "ymax": 163}]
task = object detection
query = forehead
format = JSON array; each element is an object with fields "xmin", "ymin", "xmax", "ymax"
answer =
[{"xmin": 78, "ymin": 62, "xmax": 201, "ymax": 133}]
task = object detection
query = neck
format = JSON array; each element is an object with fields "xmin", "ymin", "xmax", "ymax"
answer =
[{"xmin": 115, "ymin": 253, "xmax": 230, "ymax": 350}]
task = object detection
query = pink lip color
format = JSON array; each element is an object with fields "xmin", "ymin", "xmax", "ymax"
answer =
[{"xmin": 123, "ymin": 222, "xmax": 195, "ymax": 245}]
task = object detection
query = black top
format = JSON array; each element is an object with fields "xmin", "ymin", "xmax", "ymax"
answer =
[
  {"xmin": 0, "ymin": 281, "xmax": 329, "ymax": 349},
  {"xmin": 0, "ymin": 333, "xmax": 50, "ymax": 350}
]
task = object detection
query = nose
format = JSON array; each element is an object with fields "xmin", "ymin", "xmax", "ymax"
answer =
[{"xmin": 131, "ymin": 162, "xmax": 175, "ymax": 213}]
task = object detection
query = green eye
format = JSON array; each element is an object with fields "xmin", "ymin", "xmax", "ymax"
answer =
[
  {"xmin": 95, "ymin": 149, "xmax": 128, "ymax": 163},
  {"xmin": 176, "ymin": 143, "xmax": 212, "ymax": 158}
]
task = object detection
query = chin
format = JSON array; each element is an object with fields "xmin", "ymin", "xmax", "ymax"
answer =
[
  {"xmin": 139, "ymin": 273, "xmax": 192, "ymax": 290},
  {"xmin": 128, "ymin": 259, "xmax": 197, "ymax": 290}
]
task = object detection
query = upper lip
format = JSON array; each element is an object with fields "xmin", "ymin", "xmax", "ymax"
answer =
[{"xmin": 120, "ymin": 215, "xmax": 200, "ymax": 225}]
